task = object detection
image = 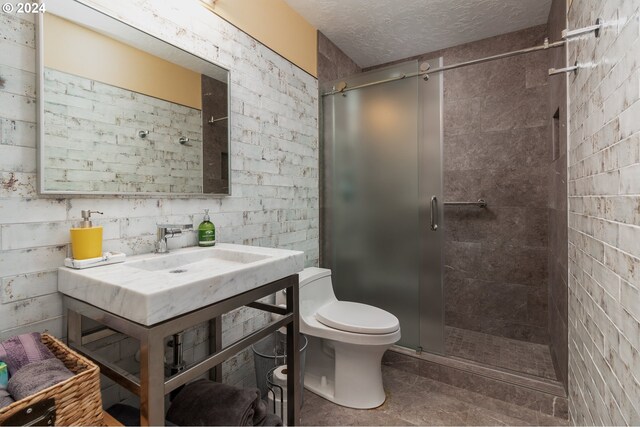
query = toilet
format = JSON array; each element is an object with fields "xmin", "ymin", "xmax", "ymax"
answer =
[{"xmin": 298, "ymin": 267, "xmax": 400, "ymax": 409}]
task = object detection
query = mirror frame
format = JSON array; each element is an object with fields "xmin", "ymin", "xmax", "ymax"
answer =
[{"xmin": 36, "ymin": 0, "xmax": 232, "ymax": 197}]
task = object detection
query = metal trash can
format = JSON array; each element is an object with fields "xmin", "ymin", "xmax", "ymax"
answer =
[{"xmin": 252, "ymin": 330, "xmax": 307, "ymax": 408}]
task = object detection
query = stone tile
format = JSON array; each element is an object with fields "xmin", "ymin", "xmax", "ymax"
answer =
[
  {"xmin": 443, "ymin": 97, "xmax": 485, "ymax": 136},
  {"xmin": 444, "ymin": 167, "xmax": 548, "ymax": 209},
  {"xmin": 381, "ymin": 348, "xmax": 420, "ymax": 375},
  {"xmin": 445, "ymin": 279, "xmax": 530, "ymax": 324},
  {"xmin": 301, "ymin": 362, "xmax": 568, "ymax": 426},
  {"xmin": 443, "ymin": 25, "xmax": 548, "ymax": 64},
  {"xmin": 444, "ymin": 241, "xmax": 482, "ymax": 275},
  {"xmin": 446, "ymin": 314, "xmax": 548, "ymax": 345},
  {"xmin": 524, "ymin": 50, "xmax": 550, "ymax": 89},
  {"xmin": 443, "ymin": 59, "xmax": 526, "ymax": 101},
  {"xmin": 481, "ymin": 87, "xmax": 548, "ymax": 132},
  {"xmin": 444, "ymin": 126, "xmax": 549, "ymax": 172},
  {"xmin": 472, "ymin": 243, "xmax": 548, "ymax": 287},
  {"xmin": 445, "ymin": 206, "xmax": 548, "ymax": 247},
  {"xmin": 464, "ymin": 407, "xmax": 530, "ymax": 426},
  {"xmin": 445, "ymin": 327, "xmax": 558, "ymax": 380}
]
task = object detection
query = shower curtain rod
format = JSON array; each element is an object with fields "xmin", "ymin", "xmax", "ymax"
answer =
[{"xmin": 322, "ymin": 38, "xmax": 566, "ymax": 96}]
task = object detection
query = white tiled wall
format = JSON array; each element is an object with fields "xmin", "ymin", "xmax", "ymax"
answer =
[
  {"xmin": 0, "ymin": 0, "xmax": 318, "ymax": 405},
  {"xmin": 567, "ymin": 0, "xmax": 640, "ymax": 424}
]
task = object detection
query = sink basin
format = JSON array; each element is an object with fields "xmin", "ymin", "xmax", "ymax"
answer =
[
  {"xmin": 127, "ymin": 248, "xmax": 271, "ymax": 273},
  {"xmin": 58, "ymin": 244, "xmax": 304, "ymax": 325}
]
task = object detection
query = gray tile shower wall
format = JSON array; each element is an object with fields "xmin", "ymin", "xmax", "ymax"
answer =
[
  {"xmin": 0, "ymin": 0, "xmax": 318, "ymax": 406},
  {"xmin": 441, "ymin": 25, "xmax": 551, "ymax": 344},
  {"xmin": 366, "ymin": 26, "xmax": 553, "ymax": 344},
  {"xmin": 566, "ymin": 0, "xmax": 640, "ymax": 424},
  {"xmin": 547, "ymin": 0, "xmax": 569, "ymax": 390}
]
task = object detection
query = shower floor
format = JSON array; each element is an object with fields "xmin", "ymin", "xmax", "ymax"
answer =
[{"xmin": 445, "ymin": 327, "xmax": 558, "ymax": 380}]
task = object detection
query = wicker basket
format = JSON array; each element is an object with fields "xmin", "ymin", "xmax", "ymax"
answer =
[{"xmin": 0, "ymin": 334, "xmax": 104, "ymax": 426}]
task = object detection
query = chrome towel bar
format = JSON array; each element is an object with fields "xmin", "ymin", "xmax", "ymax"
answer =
[{"xmin": 444, "ymin": 199, "xmax": 487, "ymax": 208}]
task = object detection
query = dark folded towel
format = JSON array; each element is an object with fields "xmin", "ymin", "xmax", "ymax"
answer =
[
  {"xmin": 166, "ymin": 379, "xmax": 269, "ymax": 426},
  {"xmin": 0, "ymin": 333, "xmax": 55, "ymax": 376},
  {"xmin": 106, "ymin": 404, "xmax": 177, "ymax": 427},
  {"xmin": 0, "ymin": 387, "xmax": 14, "ymax": 409},
  {"xmin": 257, "ymin": 413, "xmax": 283, "ymax": 426},
  {"xmin": 7, "ymin": 358, "xmax": 74, "ymax": 400},
  {"xmin": 106, "ymin": 404, "xmax": 142, "ymax": 427}
]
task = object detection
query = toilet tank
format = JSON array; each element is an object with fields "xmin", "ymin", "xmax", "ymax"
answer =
[{"xmin": 298, "ymin": 267, "xmax": 337, "ymax": 318}]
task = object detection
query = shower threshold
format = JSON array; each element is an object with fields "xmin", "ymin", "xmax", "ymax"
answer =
[
  {"xmin": 385, "ymin": 345, "xmax": 569, "ymax": 419},
  {"xmin": 389, "ymin": 344, "xmax": 566, "ymax": 398},
  {"xmin": 445, "ymin": 327, "xmax": 558, "ymax": 380}
]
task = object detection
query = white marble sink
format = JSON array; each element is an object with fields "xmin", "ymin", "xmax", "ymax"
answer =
[
  {"xmin": 58, "ymin": 244, "xmax": 304, "ymax": 325},
  {"xmin": 126, "ymin": 248, "xmax": 270, "ymax": 273}
]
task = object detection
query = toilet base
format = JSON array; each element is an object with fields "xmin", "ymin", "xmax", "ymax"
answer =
[{"xmin": 303, "ymin": 336, "xmax": 390, "ymax": 409}]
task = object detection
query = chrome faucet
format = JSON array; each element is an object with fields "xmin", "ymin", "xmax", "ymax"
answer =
[{"xmin": 156, "ymin": 224, "xmax": 193, "ymax": 253}]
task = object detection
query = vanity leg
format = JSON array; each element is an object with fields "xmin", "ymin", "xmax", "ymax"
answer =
[
  {"xmin": 286, "ymin": 279, "xmax": 300, "ymax": 426},
  {"xmin": 140, "ymin": 333, "xmax": 166, "ymax": 426},
  {"xmin": 67, "ymin": 309, "xmax": 82, "ymax": 347},
  {"xmin": 208, "ymin": 316, "xmax": 223, "ymax": 381}
]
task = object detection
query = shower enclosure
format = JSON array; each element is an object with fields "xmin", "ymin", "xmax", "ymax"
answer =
[
  {"xmin": 322, "ymin": 57, "xmax": 560, "ymax": 384},
  {"xmin": 322, "ymin": 59, "xmax": 444, "ymax": 354}
]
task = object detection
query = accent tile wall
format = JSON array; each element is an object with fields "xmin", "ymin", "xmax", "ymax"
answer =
[
  {"xmin": 0, "ymin": 0, "xmax": 318, "ymax": 406},
  {"xmin": 567, "ymin": 0, "xmax": 640, "ymax": 424}
]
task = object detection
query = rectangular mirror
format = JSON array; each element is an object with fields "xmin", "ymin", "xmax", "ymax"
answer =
[{"xmin": 37, "ymin": 0, "xmax": 230, "ymax": 195}]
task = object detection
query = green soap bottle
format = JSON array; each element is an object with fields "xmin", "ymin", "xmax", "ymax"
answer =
[{"xmin": 198, "ymin": 209, "xmax": 216, "ymax": 247}]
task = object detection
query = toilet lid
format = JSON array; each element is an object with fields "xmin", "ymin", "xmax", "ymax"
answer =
[{"xmin": 315, "ymin": 301, "xmax": 400, "ymax": 334}]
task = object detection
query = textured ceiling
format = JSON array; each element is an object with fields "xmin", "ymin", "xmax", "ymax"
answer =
[{"xmin": 284, "ymin": 0, "xmax": 553, "ymax": 68}]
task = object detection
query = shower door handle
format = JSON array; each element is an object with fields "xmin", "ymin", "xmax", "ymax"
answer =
[{"xmin": 430, "ymin": 196, "xmax": 438, "ymax": 231}]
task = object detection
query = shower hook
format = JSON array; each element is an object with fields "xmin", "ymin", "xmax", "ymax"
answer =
[{"xmin": 138, "ymin": 130, "xmax": 150, "ymax": 139}]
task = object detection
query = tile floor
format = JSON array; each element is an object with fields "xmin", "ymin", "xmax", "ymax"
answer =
[
  {"xmin": 300, "ymin": 364, "xmax": 568, "ymax": 426},
  {"xmin": 445, "ymin": 327, "xmax": 558, "ymax": 380}
]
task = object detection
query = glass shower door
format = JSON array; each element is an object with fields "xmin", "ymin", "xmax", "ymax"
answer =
[{"xmin": 323, "ymin": 60, "xmax": 444, "ymax": 352}]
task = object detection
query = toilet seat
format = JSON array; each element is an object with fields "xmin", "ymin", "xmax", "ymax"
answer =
[{"xmin": 315, "ymin": 301, "xmax": 399, "ymax": 335}]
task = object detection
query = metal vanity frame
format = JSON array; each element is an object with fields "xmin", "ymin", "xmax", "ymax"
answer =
[{"xmin": 63, "ymin": 275, "xmax": 300, "ymax": 426}]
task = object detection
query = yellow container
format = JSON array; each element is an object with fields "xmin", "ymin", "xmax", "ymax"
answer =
[{"xmin": 70, "ymin": 227, "xmax": 103, "ymax": 260}]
